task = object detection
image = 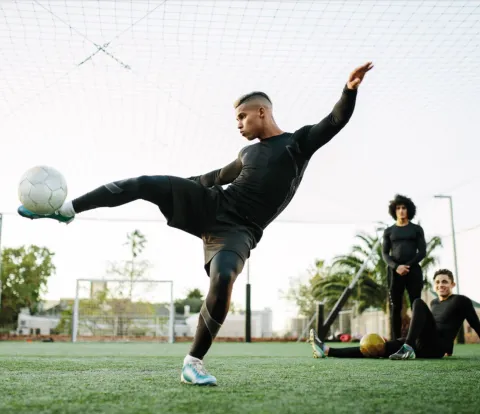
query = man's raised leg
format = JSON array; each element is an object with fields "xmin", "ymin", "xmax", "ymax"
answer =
[
  {"xmin": 181, "ymin": 250, "xmax": 244, "ymax": 386},
  {"xmin": 18, "ymin": 175, "xmax": 174, "ymax": 223}
]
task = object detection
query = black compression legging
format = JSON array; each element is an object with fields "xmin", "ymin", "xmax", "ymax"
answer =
[
  {"xmin": 71, "ymin": 175, "xmax": 174, "ymax": 218},
  {"xmin": 388, "ymin": 266, "xmax": 424, "ymax": 339},
  {"xmin": 189, "ymin": 251, "xmax": 244, "ymax": 359}
]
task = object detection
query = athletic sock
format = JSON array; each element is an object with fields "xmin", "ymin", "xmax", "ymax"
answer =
[
  {"xmin": 59, "ymin": 200, "xmax": 75, "ymax": 217},
  {"xmin": 184, "ymin": 354, "xmax": 202, "ymax": 365}
]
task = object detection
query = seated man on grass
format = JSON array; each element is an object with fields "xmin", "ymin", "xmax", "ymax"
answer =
[{"xmin": 309, "ymin": 268, "xmax": 480, "ymax": 360}]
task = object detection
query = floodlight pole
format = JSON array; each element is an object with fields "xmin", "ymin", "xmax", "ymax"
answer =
[
  {"xmin": 72, "ymin": 280, "xmax": 80, "ymax": 342},
  {"xmin": 434, "ymin": 195, "xmax": 464, "ymax": 344}
]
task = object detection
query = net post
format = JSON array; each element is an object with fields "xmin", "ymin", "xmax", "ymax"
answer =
[
  {"xmin": 316, "ymin": 302, "xmax": 325, "ymax": 341},
  {"xmin": 72, "ymin": 278, "xmax": 174, "ymax": 343}
]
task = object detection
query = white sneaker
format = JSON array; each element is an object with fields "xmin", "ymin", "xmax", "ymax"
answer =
[{"xmin": 181, "ymin": 356, "xmax": 217, "ymax": 386}]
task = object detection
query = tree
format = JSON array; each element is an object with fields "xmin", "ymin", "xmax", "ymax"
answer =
[
  {"xmin": 229, "ymin": 302, "xmax": 243, "ymax": 314},
  {"xmin": 186, "ymin": 289, "xmax": 203, "ymax": 300},
  {"xmin": 173, "ymin": 288, "xmax": 242, "ymax": 315},
  {"xmin": 102, "ymin": 230, "xmax": 153, "ymax": 336},
  {"xmin": 108, "ymin": 230, "xmax": 151, "ymax": 300},
  {"xmin": 0, "ymin": 245, "xmax": 56, "ymax": 326},
  {"xmin": 175, "ymin": 288, "xmax": 204, "ymax": 314}
]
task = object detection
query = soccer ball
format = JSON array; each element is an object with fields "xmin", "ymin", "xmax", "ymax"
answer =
[
  {"xmin": 18, "ymin": 166, "xmax": 68, "ymax": 215},
  {"xmin": 359, "ymin": 333, "xmax": 386, "ymax": 358}
]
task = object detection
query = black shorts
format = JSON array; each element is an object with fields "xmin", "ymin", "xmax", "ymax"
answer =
[{"xmin": 164, "ymin": 176, "xmax": 257, "ymax": 273}]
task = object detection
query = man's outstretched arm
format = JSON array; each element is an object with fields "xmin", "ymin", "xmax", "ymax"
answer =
[
  {"xmin": 297, "ymin": 62, "xmax": 373, "ymax": 159},
  {"xmin": 188, "ymin": 157, "xmax": 242, "ymax": 187}
]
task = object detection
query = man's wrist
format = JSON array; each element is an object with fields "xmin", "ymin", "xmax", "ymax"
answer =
[{"xmin": 344, "ymin": 83, "xmax": 358, "ymax": 93}]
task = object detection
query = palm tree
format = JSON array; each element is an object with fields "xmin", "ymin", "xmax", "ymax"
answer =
[{"xmin": 312, "ymin": 228, "xmax": 443, "ymax": 317}]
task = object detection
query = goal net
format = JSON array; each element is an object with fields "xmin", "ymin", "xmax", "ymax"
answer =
[{"xmin": 72, "ymin": 279, "xmax": 174, "ymax": 343}]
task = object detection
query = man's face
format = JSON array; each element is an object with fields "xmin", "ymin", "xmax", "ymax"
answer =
[
  {"xmin": 235, "ymin": 104, "xmax": 263, "ymax": 141},
  {"xmin": 396, "ymin": 204, "xmax": 408, "ymax": 220},
  {"xmin": 434, "ymin": 274, "xmax": 455, "ymax": 298}
]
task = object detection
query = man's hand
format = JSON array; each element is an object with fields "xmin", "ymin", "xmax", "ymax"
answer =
[
  {"xmin": 396, "ymin": 265, "xmax": 410, "ymax": 276},
  {"xmin": 347, "ymin": 61, "xmax": 374, "ymax": 90}
]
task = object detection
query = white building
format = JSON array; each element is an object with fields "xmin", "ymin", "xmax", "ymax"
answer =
[{"xmin": 17, "ymin": 308, "xmax": 60, "ymax": 335}]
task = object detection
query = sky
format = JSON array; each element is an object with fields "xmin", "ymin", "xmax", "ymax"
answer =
[{"xmin": 1, "ymin": 0, "xmax": 480, "ymax": 331}]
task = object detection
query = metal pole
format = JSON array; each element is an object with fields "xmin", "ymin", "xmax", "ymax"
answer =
[
  {"xmin": 448, "ymin": 197, "xmax": 460, "ymax": 295},
  {"xmin": 0, "ymin": 213, "xmax": 3, "ymax": 312},
  {"xmin": 72, "ymin": 280, "xmax": 80, "ymax": 342},
  {"xmin": 245, "ymin": 259, "xmax": 251, "ymax": 343},
  {"xmin": 169, "ymin": 281, "xmax": 175, "ymax": 344},
  {"xmin": 434, "ymin": 195, "xmax": 464, "ymax": 344},
  {"xmin": 448, "ymin": 197, "xmax": 465, "ymax": 344}
]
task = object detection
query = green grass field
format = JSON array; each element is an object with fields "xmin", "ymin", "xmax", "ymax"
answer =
[{"xmin": 0, "ymin": 341, "xmax": 479, "ymax": 414}]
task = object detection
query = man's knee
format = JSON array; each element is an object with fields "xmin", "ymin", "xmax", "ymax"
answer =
[
  {"xmin": 136, "ymin": 175, "xmax": 170, "ymax": 193},
  {"xmin": 108, "ymin": 175, "xmax": 151, "ymax": 193},
  {"xmin": 211, "ymin": 267, "xmax": 238, "ymax": 291},
  {"xmin": 113, "ymin": 175, "xmax": 168, "ymax": 192},
  {"xmin": 209, "ymin": 251, "xmax": 244, "ymax": 289},
  {"xmin": 412, "ymin": 298, "xmax": 427, "ymax": 311}
]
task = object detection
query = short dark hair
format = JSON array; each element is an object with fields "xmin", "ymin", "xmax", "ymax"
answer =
[
  {"xmin": 234, "ymin": 91, "xmax": 272, "ymax": 109},
  {"xmin": 433, "ymin": 269, "xmax": 454, "ymax": 283},
  {"xmin": 388, "ymin": 194, "xmax": 416, "ymax": 220}
]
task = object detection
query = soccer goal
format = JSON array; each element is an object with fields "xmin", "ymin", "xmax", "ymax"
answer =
[{"xmin": 72, "ymin": 279, "xmax": 175, "ymax": 343}]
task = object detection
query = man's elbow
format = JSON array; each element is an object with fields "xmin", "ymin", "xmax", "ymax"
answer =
[{"xmin": 330, "ymin": 112, "xmax": 352, "ymax": 127}]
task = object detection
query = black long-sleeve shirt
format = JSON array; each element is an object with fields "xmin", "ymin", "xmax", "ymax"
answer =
[
  {"xmin": 431, "ymin": 294, "xmax": 480, "ymax": 352},
  {"xmin": 382, "ymin": 223, "xmax": 426, "ymax": 270},
  {"xmin": 188, "ymin": 84, "xmax": 357, "ymax": 240}
]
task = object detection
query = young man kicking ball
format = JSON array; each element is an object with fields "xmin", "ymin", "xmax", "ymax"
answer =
[
  {"xmin": 18, "ymin": 62, "xmax": 374, "ymax": 385},
  {"xmin": 309, "ymin": 269, "xmax": 480, "ymax": 360}
]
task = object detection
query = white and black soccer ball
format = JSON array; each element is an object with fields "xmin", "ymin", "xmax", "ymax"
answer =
[{"xmin": 18, "ymin": 166, "xmax": 68, "ymax": 215}]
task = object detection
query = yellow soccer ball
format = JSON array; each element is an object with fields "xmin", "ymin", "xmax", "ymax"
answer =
[{"xmin": 360, "ymin": 333, "xmax": 386, "ymax": 358}]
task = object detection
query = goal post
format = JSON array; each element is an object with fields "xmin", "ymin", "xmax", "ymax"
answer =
[{"xmin": 72, "ymin": 279, "xmax": 175, "ymax": 343}]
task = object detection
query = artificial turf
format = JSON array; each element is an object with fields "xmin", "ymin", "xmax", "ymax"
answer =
[{"xmin": 0, "ymin": 341, "xmax": 478, "ymax": 413}]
